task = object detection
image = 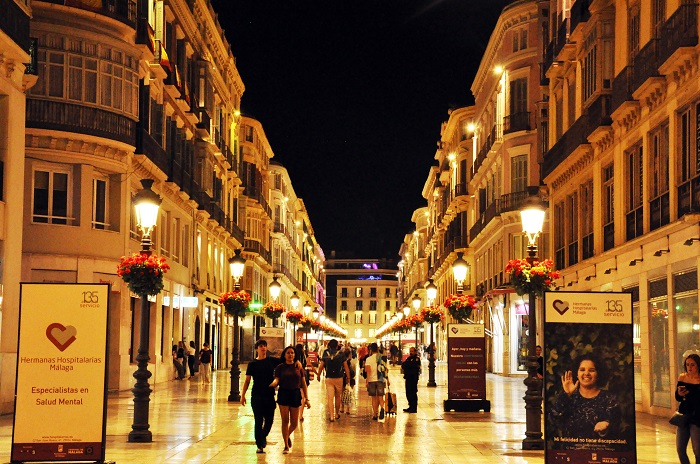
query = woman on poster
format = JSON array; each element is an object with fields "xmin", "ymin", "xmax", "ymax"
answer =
[{"xmin": 549, "ymin": 353, "xmax": 621, "ymax": 440}]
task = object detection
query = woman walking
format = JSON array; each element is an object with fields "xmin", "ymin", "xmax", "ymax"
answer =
[
  {"xmin": 676, "ymin": 353, "xmax": 700, "ymax": 464},
  {"xmin": 270, "ymin": 346, "xmax": 310, "ymax": 454}
]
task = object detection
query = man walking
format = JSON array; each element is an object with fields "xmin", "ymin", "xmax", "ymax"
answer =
[
  {"xmin": 316, "ymin": 339, "xmax": 349, "ymax": 421},
  {"xmin": 401, "ymin": 346, "xmax": 421, "ymax": 413},
  {"xmin": 240, "ymin": 339, "xmax": 282, "ymax": 453},
  {"xmin": 199, "ymin": 343, "xmax": 212, "ymax": 384}
]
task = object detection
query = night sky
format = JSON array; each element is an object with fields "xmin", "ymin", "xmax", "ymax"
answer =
[{"xmin": 212, "ymin": 0, "xmax": 514, "ymax": 258}]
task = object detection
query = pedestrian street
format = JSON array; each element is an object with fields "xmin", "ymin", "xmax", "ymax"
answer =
[{"xmin": 0, "ymin": 361, "xmax": 682, "ymax": 463}]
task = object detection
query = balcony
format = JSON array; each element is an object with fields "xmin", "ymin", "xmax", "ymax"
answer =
[
  {"xmin": 471, "ymin": 124, "xmax": 502, "ymax": 177},
  {"xmin": 569, "ymin": 0, "xmax": 591, "ymax": 37},
  {"xmin": 244, "ymin": 239, "xmax": 271, "ymax": 264},
  {"xmin": 611, "ymin": 66, "xmax": 634, "ymax": 113},
  {"xmin": 469, "ymin": 200, "xmax": 499, "ymax": 242},
  {"xmin": 503, "ymin": 112, "xmax": 531, "ymax": 134},
  {"xmin": 657, "ymin": 3, "xmax": 698, "ymax": 66},
  {"xmin": 24, "ymin": 37, "xmax": 38, "ymax": 75},
  {"xmin": 136, "ymin": 126, "xmax": 168, "ymax": 174},
  {"xmin": 543, "ymin": 94, "xmax": 611, "ymax": 178},
  {"xmin": 43, "ymin": 0, "xmax": 136, "ymax": 28},
  {"xmin": 1, "ymin": 0, "xmax": 30, "ymax": 52},
  {"xmin": 26, "ymin": 99, "xmax": 136, "ymax": 146},
  {"xmin": 498, "ymin": 187, "xmax": 540, "ymax": 213}
]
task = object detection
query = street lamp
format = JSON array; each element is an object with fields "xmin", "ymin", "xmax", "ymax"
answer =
[
  {"xmin": 290, "ymin": 291, "xmax": 299, "ymax": 346},
  {"xmin": 227, "ymin": 249, "xmax": 246, "ymax": 403},
  {"xmin": 425, "ymin": 279, "xmax": 438, "ymax": 388},
  {"xmin": 303, "ymin": 300, "xmax": 311, "ymax": 354},
  {"xmin": 128, "ymin": 179, "xmax": 161, "ymax": 443},
  {"xmin": 269, "ymin": 275, "xmax": 281, "ymax": 301},
  {"xmin": 520, "ymin": 194, "xmax": 546, "ymax": 450},
  {"xmin": 412, "ymin": 295, "xmax": 421, "ymax": 354},
  {"xmin": 452, "ymin": 252, "xmax": 468, "ymax": 294}
]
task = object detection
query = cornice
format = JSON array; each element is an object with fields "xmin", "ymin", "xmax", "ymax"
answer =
[{"xmin": 550, "ymin": 147, "xmax": 595, "ymax": 190}]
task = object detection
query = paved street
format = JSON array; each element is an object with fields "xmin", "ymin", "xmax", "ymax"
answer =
[{"xmin": 0, "ymin": 362, "xmax": 681, "ymax": 463}]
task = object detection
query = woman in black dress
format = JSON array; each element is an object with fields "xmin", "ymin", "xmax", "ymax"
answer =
[
  {"xmin": 676, "ymin": 353, "xmax": 700, "ymax": 464},
  {"xmin": 270, "ymin": 345, "xmax": 310, "ymax": 454}
]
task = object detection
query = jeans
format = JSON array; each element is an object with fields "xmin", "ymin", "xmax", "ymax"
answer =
[
  {"xmin": 405, "ymin": 375, "xmax": 418, "ymax": 410},
  {"xmin": 251, "ymin": 395, "xmax": 276, "ymax": 448},
  {"xmin": 677, "ymin": 423, "xmax": 700, "ymax": 464}
]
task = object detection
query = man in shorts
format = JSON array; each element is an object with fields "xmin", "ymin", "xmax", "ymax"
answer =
[
  {"xmin": 240, "ymin": 339, "xmax": 282, "ymax": 453},
  {"xmin": 364, "ymin": 342, "xmax": 390, "ymax": 420}
]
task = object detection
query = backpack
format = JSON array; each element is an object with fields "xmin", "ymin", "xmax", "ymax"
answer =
[
  {"xmin": 376, "ymin": 354, "xmax": 387, "ymax": 382},
  {"xmin": 325, "ymin": 351, "xmax": 344, "ymax": 378},
  {"xmin": 200, "ymin": 349, "xmax": 211, "ymax": 363}
]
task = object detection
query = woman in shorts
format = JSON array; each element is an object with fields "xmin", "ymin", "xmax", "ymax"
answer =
[{"xmin": 270, "ymin": 345, "xmax": 310, "ymax": 454}]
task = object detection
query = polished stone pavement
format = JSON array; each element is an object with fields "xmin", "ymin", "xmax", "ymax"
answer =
[{"xmin": 0, "ymin": 362, "xmax": 682, "ymax": 463}]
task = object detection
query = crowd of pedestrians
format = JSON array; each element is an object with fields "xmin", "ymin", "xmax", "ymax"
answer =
[{"xmin": 233, "ymin": 339, "xmax": 423, "ymax": 454}]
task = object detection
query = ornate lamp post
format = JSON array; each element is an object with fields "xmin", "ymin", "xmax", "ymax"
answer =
[
  {"xmin": 520, "ymin": 194, "xmax": 546, "ymax": 450},
  {"xmin": 412, "ymin": 294, "xmax": 421, "ymax": 353},
  {"xmin": 452, "ymin": 252, "xmax": 468, "ymax": 294},
  {"xmin": 290, "ymin": 291, "xmax": 300, "ymax": 345},
  {"xmin": 227, "ymin": 249, "xmax": 246, "ymax": 402},
  {"xmin": 425, "ymin": 279, "xmax": 437, "ymax": 388},
  {"xmin": 303, "ymin": 300, "xmax": 311, "ymax": 354},
  {"xmin": 128, "ymin": 179, "xmax": 162, "ymax": 443}
]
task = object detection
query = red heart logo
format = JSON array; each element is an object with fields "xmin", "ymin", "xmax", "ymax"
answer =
[
  {"xmin": 552, "ymin": 299, "xmax": 570, "ymax": 316},
  {"xmin": 46, "ymin": 323, "xmax": 77, "ymax": 352},
  {"xmin": 451, "ymin": 327, "xmax": 459, "ymax": 334}
]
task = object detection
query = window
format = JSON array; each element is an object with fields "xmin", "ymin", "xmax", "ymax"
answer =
[
  {"xmin": 354, "ymin": 328, "xmax": 363, "ymax": 339},
  {"xmin": 92, "ymin": 177, "xmax": 108, "ymax": 229},
  {"xmin": 649, "ymin": 123, "xmax": 670, "ymax": 231},
  {"xmin": 512, "ymin": 27, "xmax": 528, "ymax": 52},
  {"xmin": 182, "ymin": 224, "xmax": 190, "ymax": 267},
  {"xmin": 340, "ymin": 313, "xmax": 348, "ymax": 324},
  {"xmin": 511, "ymin": 155, "xmax": 528, "ymax": 192},
  {"xmin": 33, "ymin": 167, "xmax": 71, "ymax": 224},
  {"xmin": 370, "ymin": 288, "xmax": 377, "ymax": 298},
  {"xmin": 385, "ymin": 301, "xmax": 391, "ymax": 311},
  {"xmin": 626, "ymin": 143, "xmax": 643, "ymax": 240},
  {"xmin": 580, "ymin": 180, "xmax": 593, "ymax": 259},
  {"xmin": 649, "ymin": 277, "xmax": 670, "ymax": 408},
  {"xmin": 582, "ymin": 30, "xmax": 597, "ymax": 102},
  {"xmin": 369, "ymin": 313, "xmax": 377, "ymax": 324},
  {"xmin": 385, "ymin": 288, "xmax": 391, "ymax": 298},
  {"xmin": 510, "ymin": 78, "xmax": 528, "ymax": 115},
  {"xmin": 160, "ymin": 211, "xmax": 170, "ymax": 257},
  {"xmin": 628, "ymin": 6, "xmax": 640, "ymax": 59},
  {"xmin": 384, "ymin": 312, "xmax": 392, "ymax": 323},
  {"xmin": 652, "ymin": 0, "xmax": 666, "ymax": 36},
  {"xmin": 554, "ymin": 201, "xmax": 565, "ymax": 270},
  {"xmin": 566, "ymin": 193, "xmax": 578, "ymax": 266},
  {"xmin": 354, "ymin": 313, "xmax": 363, "ymax": 324},
  {"xmin": 341, "ymin": 288, "xmax": 348, "ymax": 298},
  {"xmin": 370, "ymin": 301, "xmax": 377, "ymax": 311},
  {"xmin": 603, "ymin": 163, "xmax": 614, "ymax": 251},
  {"xmin": 341, "ymin": 301, "xmax": 348, "ymax": 311},
  {"xmin": 355, "ymin": 301, "xmax": 363, "ymax": 311},
  {"xmin": 355, "ymin": 287, "xmax": 363, "ymax": 298}
]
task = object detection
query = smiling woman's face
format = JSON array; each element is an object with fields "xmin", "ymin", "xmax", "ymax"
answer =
[
  {"xmin": 284, "ymin": 348, "xmax": 295, "ymax": 361},
  {"xmin": 577, "ymin": 360, "xmax": 598, "ymax": 388}
]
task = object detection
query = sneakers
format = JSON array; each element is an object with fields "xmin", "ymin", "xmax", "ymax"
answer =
[
  {"xmin": 283, "ymin": 448, "xmax": 289, "ymax": 454},
  {"xmin": 379, "ymin": 408, "xmax": 385, "ymax": 420},
  {"xmin": 256, "ymin": 448, "xmax": 264, "ymax": 454}
]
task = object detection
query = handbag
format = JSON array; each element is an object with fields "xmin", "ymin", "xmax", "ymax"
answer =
[
  {"xmin": 670, "ymin": 410, "xmax": 692, "ymax": 427},
  {"xmin": 341, "ymin": 385, "xmax": 353, "ymax": 405}
]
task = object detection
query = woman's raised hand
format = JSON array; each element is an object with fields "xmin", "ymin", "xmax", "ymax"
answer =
[{"xmin": 561, "ymin": 370, "xmax": 578, "ymax": 395}]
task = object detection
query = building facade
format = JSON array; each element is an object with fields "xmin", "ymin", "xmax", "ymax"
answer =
[
  {"xmin": 542, "ymin": 0, "xmax": 700, "ymax": 417},
  {"xmin": 0, "ymin": 0, "xmax": 324, "ymax": 414},
  {"xmin": 399, "ymin": 0, "xmax": 549, "ymax": 374}
]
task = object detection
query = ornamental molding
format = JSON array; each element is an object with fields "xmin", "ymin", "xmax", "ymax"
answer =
[
  {"xmin": 550, "ymin": 148, "xmax": 594, "ymax": 190},
  {"xmin": 25, "ymin": 133, "xmax": 131, "ymax": 161}
]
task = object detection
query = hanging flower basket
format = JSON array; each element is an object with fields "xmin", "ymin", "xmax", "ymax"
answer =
[
  {"xmin": 262, "ymin": 302, "xmax": 286, "ymax": 320},
  {"xmin": 219, "ymin": 290, "xmax": 251, "ymax": 318},
  {"xmin": 285, "ymin": 310, "xmax": 304, "ymax": 325},
  {"xmin": 444, "ymin": 294, "xmax": 477, "ymax": 323},
  {"xmin": 300, "ymin": 316, "xmax": 313, "ymax": 330},
  {"xmin": 505, "ymin": 258, "xmax": 559, "ymax": 297},
  {"xmin": 117, "ymin": 253, "xmax": 170, "ymax": 296},
  {"xmin": 421, "ymin": 305, "xmax": 444, "ymax": 324},
  {"xmin": 406, "ymin": 313, "xmax": 424, "ymax": 328}
]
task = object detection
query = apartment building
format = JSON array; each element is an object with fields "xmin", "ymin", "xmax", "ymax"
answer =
[
  {"xmin": 9, "ymin": 0, "xmax": 324, "ymax": 412},
  {"xmin": 542, "ymin": 0, "xmax": 700, "ymax": 417},
  {"xmin": 0, "ymin": 0, "xmax": 33, "ymax": 414},
  {"xmin": 325, "ymin": 255, "xmax": 398, "ymax": 344},
  {"xmin": 399, "ymin": 0, "xmax": 549, "ymax": 373}
]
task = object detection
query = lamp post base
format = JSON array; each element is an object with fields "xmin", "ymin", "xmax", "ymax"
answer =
[
  {"xmin": 228, "ymin": 358, "xmax": 241, "ymax": 402},
  {"xmin": 128, "ymin": 430, "xmax": 153, "ymax": 443}
]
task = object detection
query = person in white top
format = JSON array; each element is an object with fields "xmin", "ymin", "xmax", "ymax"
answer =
[
  {"xmin": 187, "ymin": 341, "xmax": 197, "ymax": 379},
  {"xmin": 364, "ymin": 342, "xmax": 390, "ymax": 420}
]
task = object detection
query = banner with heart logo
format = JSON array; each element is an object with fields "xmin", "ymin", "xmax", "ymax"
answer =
[
  {"xmin": 543, "ymin": 291, "xmax": 635, "ymax": 464},
  {"xmin": 13, "ymin": 283, "xmax": 110, "ymax": 462}
]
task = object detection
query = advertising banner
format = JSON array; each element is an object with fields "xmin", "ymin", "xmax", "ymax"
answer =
[
  {"xmin": 447, "ymin": 324, "xmax": 486, "ymax": 400},
  {"xmin": 12, "ymin": 283, "xmax": 110, "ymax": 462},
  {"xmin": 544, "ymin": 291, "xmax": 636, "ymax": 464},
  {"xmin": 259, "ymin": 327, "xmax": 285, "ymax": 356}
]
